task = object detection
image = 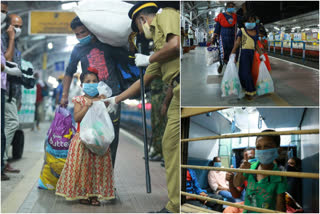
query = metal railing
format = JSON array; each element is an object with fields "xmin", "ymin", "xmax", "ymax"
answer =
[{"xmin": 181, "ymin": 107, "xmax": 320, "ymax": 213}]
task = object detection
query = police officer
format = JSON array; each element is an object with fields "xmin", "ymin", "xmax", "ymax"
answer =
[{"xmin": 107, "ymin": 2, "xmax": 180, "ymax": 213}]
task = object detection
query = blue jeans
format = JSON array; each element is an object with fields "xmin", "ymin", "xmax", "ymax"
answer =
[{"xmin": 219, "ymin": 190, "xmax": 236, "ymax": 203}]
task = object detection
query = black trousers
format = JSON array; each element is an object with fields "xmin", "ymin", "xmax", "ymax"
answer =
[
  {"xmin": 190, "ymin": 39, "xmax": 194, "ymax": 46},
  {"xmin": 109, "ymin": 104, "xmax": 121, "ymax": 168},
  {"xmin": 1, "ymin": 89, "xmax": 6, "ymax": 173}
]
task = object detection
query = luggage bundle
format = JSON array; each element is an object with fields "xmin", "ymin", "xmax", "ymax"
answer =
[
  {"xmin": 206, "ymin": 45, "xmax": 219, "ymax": 66},
  {"xmin": 38, "ymin": 107, "xmax": 75, "ymax": 190}
]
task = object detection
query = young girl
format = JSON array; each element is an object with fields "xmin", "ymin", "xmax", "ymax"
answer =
[
  {"xmin": 258, "ymin": 28, "xmax": 271, "ymax": 71},
  {"xmin": 230, "ymin": 14, "xmax": 264, "ymax": 100},
  {"xmin": 55, "ymin": 68, "xmax": 114, "ymax": 206}
]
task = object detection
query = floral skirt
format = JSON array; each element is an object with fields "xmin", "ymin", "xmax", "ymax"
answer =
[{"xmin": 55, "ymin": 133, "xmax": 115, "ymax": 201}]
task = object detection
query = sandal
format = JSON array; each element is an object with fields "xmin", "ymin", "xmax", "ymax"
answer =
[
  {"xmin": 79, "ymin": 199, "xmax": 90, "ymax": 205},
  {"xmin": 90, "ymin": 197, "xmax": 101, "ymax": 206}
]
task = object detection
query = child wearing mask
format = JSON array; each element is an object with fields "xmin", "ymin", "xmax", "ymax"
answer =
[
  {"xmin": 233, "ymin": 129, "xmax": 287, "ymax": 212},
  {"xmin": 208, "ymin": 157, "xmax": 237, "ymax": 202},
  {"xmin": 56, "ymin": 67, "xmax": 115, "ymax": 206},
  {"xmin": 258, "ymin": 27, "xmax": 271, "ymax": 71},
  {"xmin": 230, "ymin": 14, "xmax": 264, "ymax": 100}
]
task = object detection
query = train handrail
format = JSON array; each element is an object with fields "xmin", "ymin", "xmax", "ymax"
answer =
[
  {"xmin": 181, "ymin": 165, "xmax": 319, "ymax": 179},
  {"xmin": 181, "ymin": 107, "xmax": 226, "ymax": 118},
  {"xmin": 181, "ymin": 129, "xmax": 319, "ymax": 143},
  {"xmin": 181, "ymin": 192, "xmax": 285, "ymax": 213}
]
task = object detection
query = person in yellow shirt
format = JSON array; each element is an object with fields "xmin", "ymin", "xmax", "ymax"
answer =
[{"xmin": 107, "ymin": 2, "xmax": 180, "ymax": 213}]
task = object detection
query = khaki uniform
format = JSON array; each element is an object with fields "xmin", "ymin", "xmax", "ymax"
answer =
[
  {"xmin": 146, "ymin": 8, "xmax": 180, "ymax": 213},
  {"xmin": 150, "ymin": 79, "xmax": 167, "ymax": 157}
]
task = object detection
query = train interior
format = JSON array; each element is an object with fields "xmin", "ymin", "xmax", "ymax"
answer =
[{"xmin": 184, "ymin": 107, "xmax": 319, "ymax": 213}]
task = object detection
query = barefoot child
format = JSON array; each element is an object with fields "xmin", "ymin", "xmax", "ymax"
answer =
[
  {"xmin": 233, "ymin": 129, "xmax": 287, "ymax": 212},
  {"xmin": 56, "ymin": 68, "xmax": 115, "ymax": 206}
]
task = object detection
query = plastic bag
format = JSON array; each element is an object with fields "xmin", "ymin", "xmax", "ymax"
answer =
[
  {"xmin": 97, "ymin": 81, "xmax": 112, "ymax": 98},
  {"xmin": 74, "ymin": 0, "xmax": 132, "ymax": 47},
  {"xmin": 39, "ymin": 107, "xmax": 75, "ymax": 190},
  {"xmin": 80, "ymin": 101, "xmax": 114, "ymax": 156},
  {"xmin": 221, "ymin": 55, "xmax": 242, "ymax": 97},
  {"xmin": 98, "ymin": 81, "xmax": 117, "ymax": 114},
  {"xmin": 205, "ymin": 46, "xmax": 219, "ymax": 66},
  {"xmin": 256, "ymin": 61, "xmax": 274, "ymax": 96}
]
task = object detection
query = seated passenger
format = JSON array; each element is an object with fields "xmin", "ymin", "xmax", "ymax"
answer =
[
  {"xmin": 186, "ymin": 169, "xmax": 223, "ymax": 212},
  {"xmin": 208, "ymin": 157, "xmax": 237, "ymax": 202},
  {"xmin": 286, "ymin": 157, "xmax": 302, "ymax": 206},
  {"xmin": 234, "ymin": 129, "xmax": 287, "ymax": 212}
]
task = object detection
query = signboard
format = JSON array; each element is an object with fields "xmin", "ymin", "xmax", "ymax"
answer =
[
  {"xmin": 29, "ymin": 11, "xmax": 76, "ymax": 35},
  {"xmin": 54, "ymin": 61, "xmax": 65, "ymax": 72}
]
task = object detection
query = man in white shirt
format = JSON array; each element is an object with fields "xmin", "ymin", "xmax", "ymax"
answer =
[{"xmin": 188, "ymin": 26, "xmax": 194, "ymax": 46}]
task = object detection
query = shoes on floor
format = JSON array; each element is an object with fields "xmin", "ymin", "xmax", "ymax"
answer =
[
  {"xmin": 1, "ymin": 172, "xmax": 10, "ymax": 181},
  {"xmin": 4, "ymin": 163, "xmax": 20, "ymax": 173}
]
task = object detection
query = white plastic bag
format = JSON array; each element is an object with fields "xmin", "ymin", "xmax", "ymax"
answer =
[
  {"xmin": 97, "ymin": 81, "xmax": 118, "ymax": 114},
  {"xmin": 97, "ymin": 81, "xmax": 112, "ymax": 98},
  {"xmin": 221, "ymin": 55, "xmax": 242, "ymax": 97},
  {"xmin": 205, "ymin": 46, "xmax": 219, "ymax": 66},
  {"xmin": 80, "ymin": 101, "xmax": 115, "ymax": 156},
  {"xmin": 256, "ymin": 61, "xmax": 274, "ymax": 96},
  {"xmin": 74, "ymin": 0, "xmax": 132, "ymax": 47}
]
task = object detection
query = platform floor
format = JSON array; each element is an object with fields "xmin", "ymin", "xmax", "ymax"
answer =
[
  {"xmin": 181, "ymin": 47, "xmax": 319, "ymax": 106},
  {"xmin": 1, "ymin": 122, "xmax": 168, "ymax": 213}
]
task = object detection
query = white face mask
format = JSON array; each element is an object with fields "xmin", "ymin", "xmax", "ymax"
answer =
[
  {"xmin": 140, "ymin": 19, "xmax": 152, "ymax": 39},
  {"xmin": 1, "ymin": 13, "xmax": 6, "ymax": 24},
  {"xmin": 14, "ymin": 27, "xmax": 21, "ymax": 38}
]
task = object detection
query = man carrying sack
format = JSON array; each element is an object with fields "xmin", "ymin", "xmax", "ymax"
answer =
[{"xmin": 107, "ymin": 2, "xmax": 180, "ymax": 213}]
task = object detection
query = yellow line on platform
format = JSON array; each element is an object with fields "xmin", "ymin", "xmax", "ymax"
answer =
[
  {"xmin": 269, "ymin": 93, "xmax": 290, "ymax": 106},
  {"xmin": 1, "ymin": 157, "xmax": 43, "ymax": 213}
]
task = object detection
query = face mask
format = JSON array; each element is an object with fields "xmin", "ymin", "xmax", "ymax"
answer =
[
  {"xmin": 73, "ymin": 79, "xmax": 78, "ymax": 84},
  {"xmin": 83, "ymin": 83, "xmax": 99, "ymax": 97},
  {"xmin": 141, "ymin": 20, "xmax": 153, "ymax": 39},
  {"xmin": 255, "ymin": 148, "xmax": 279, "ymax": 165},
  {"xmin": 256, "ymin": 19, "xmax": 260, "ymax": 24},
  {"xmin": 14, "ymin": 27, "xmax": 21, "ymax": 38},
  {"xmin": 286, "ymin": 165, "xmax": 297, "ymax": 172},
  {"xmin": 248, "ymin": 158, "xmax": 258, "ymax": 163},
  {"xmin": 245, "ymin": 22, "xmax": 256, "ymax": 30},
  {"xmin": 1, "ymin": 13, "xmax": 6, "ymax": 24},
  {"xmin": 262, "ymin": 36, "xmax": 266, "ymax": 40},
  {"xmin": 78, "ymin": 34, "xmax": 92, "ymax": 45},
  {"xmin": 213, "ymin": 162, "xmax": 222, "ymax": 167},
  {"xmin": 226, "ymin": 8, "xmax": 235, "ymax": 13}
]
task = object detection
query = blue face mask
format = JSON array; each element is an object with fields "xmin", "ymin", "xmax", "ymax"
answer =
[
  {"xmin": 213, "ymin": 162, "xmax": 222, "ymax": 167},
  {"xmin": 78, "ymin": 34, "xmax": 92, "ymax": 45},
  {"xmin": 248, "ymin": 158, "xmax": 258, "ymax": 163},
  {"xmin": 255, "ymin": 148, "xmax": 279, "ymax": 165},
  {"xmin": 245, "ymin": 22, "xmax": 256, "ymax": 30},
  {"xmin": 263, "ymin": 36, "xmax": 266, "ymax": 40},
  {"xmin": 256, "ymin": 19, "xmax": 260, "ymax": 24},
  {"xmin": 226, "ymin": 8, "xmax": 235, "ymax": 13},
  {"xmin": 83, "ymin": 83, "xmax": 99, "ymax": 97}
]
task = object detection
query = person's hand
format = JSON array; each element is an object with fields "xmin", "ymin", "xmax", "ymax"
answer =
[
  {"xmin": 4, "ymin": 66, "xmax": 22, "ymax": 77},
  {"xmin": 85, "ymin": 99, "xmax": 93, "ymax": 107},
  {"xmin": 104, "ymin": 96, "xmax": 118, "ymax": 114},
  {"xmin": 135, "ymin": 53, "xmax": 151, "ymax": 67},
  {"xmin": 240, "ymin": 152, "xmax": 251, "ymax": 169},
  {"xmin": 7, "ymin": 25, "xmax": 15, "ymax": 40},
  {"xmin": 226, "ymin": 172, "xmax": 234, "ymax": 182},
  {"xmin": 160, "ymin": 103, "xmax": 168, "ymax": 116},
  {"xmin": 60, "ymin": 96, "xmax": 68, "ymax": 108},
  {"xmin": 99, "ymin": 94, "xmax": 106, "ymax": 100},
  {"xmin": 186, "ymin": 196, "xmax": 196, "ymax": 200},
  {"xmin": 260, "ymin": 54, "xmax": 266, "ymax": 62},
  {"xmin": 199, "ymin": 192, "xmax": 208, "ymax": 197}
]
